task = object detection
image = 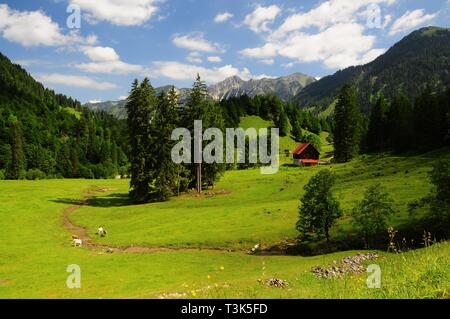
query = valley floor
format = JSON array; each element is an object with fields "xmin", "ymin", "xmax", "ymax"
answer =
[{"xmin": 0, "ymin": 150, "xmax": 449, "ymax": 298}]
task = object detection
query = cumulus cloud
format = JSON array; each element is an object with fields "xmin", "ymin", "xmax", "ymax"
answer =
[
  {"xmin": 186, "ymin": 51, "xmax": 203, "ymax": 63},
  {"xmin": 207, "ymin": 56, "xmax": 222, "ymax": 63},
  {"xmin": 148, "ymin": 61, "xmax": 266, "ymax": 84},
  {"xmin": 172, "ymin": 33, "xmax": 222, "ymax": 53},
  {"xmin": 36, "ymin": 74, "xmax": 118, "ymax": 90},
  {"xmin": 241, "ymin": 0, "xmax": 395, "ymax": 69},
  {"xmin": 389, "ymin": 9, "xmax": 437, "ymax": 36},
  {"xmin": 76, "ymin": 46, "xmax": 144, "ymax": 74},
  {"xmin": 270, "ymin": 0, "xmax": 395, "ymax": 39},
  {"xmin": 244, "ymin": 5, "xmax": 281, "ymax": 33},
  {"xmin": 242, "ymin": 23, "xmax": 386, "ymax": 69},
  {"xmin": 69, "ymin": 0, "xmax": 160, "ymax": 26},
  {"xmin": 260, "ymin": 59, "xmax": 275, "ymax": 65},
  {"xmin": 0, "ymin": 4, "xmax": 94, "ymax": 47},
  {"xmin": 214, "ymin": 12, "xmax": 233, "ymax": 23},
  {"xmin": 81, "ymin": 46, "xmax": 120, "ymax": 62}
]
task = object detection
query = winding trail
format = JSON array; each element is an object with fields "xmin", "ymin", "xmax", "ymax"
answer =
[{"xmin": 62, "ymin": 188, "xmax": 246, "ymax": 254}]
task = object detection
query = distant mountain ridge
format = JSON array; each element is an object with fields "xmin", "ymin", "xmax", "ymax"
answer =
[
  {"xmin": 209, "ymin": 72, "xmax": 316, "ymax": 101},
  {"xmin": 85, "ymin": 72, "xmax": 317, "ymax": 118},
  {"xmin": 295, "ymin": 26, "xmax": 450, "ymax": 112}
]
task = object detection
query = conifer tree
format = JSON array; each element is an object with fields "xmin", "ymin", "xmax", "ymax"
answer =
[
  {"xmin": 8, "ymin": 117, "xmax": 25, "ymax": 180},
  {"xmin": 277, "ymin": 106, "xmax": 289, "ymax": 137},
  {"xmin": 367, "ymin": 94, "xmax": 390, "ymax": 152},
  {"xmin": 126, "ymin": 79, "xmax": 157, "ymax": 202},
  {"xmin": 153, "ymin": 89, "xmax": 183, "ymax": 200},
  {"xmin": 388, "ymin": 93, "xmax": 413, "ymax": 153},
  {"xmin": 183, "ymin": 74, "xmax": 225, "ymax": 192},
  {"xmin": 333, "ymin": 84, "xmax": 361, "ymax": 163}
]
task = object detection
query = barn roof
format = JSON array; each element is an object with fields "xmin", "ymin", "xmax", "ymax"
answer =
[{"xmin": 292, "ymin": 143, "xmax": 316, "ymax": 155}]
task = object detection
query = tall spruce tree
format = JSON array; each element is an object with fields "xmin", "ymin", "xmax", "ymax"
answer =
[
  {"xmin": 333, "ymin": 84, "xmax": 361, "ymax": 163},
  {"xmin": 126, "ymin": 78, "xmax": 157, "ymax": 202},
  {"xmin": 367, "ymin": 94, "xmax": 390, "ymax": 152},
  {"xmin": 184, "ymin": 74, "xmax": 225, "ymax": 192},
  {"xmin": 8, "ymin": 116, "xmax": 25, "ymax": 180},
  {"xmin": 153, "ymin": 88, "xmax": 184, "ymax": 200},
  {"xmin": 388, "ymin": 93, "xmax": 413, "ymax": 153},
  {"xmin": 277, "ymin": 106, "xmax": 289, "ymax": 137}
]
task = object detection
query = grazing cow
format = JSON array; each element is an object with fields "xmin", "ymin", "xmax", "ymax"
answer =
[
  {"xmin": 73, "ymin": 239, "xmax": 82, "ymax": 247},
  {"xmin": 97, "ymin": 227, "xmax": 107, "ymax": 237}
]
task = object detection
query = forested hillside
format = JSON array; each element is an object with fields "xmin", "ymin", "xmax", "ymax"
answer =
[
  {"xmin": 0, "ymin": 53, "xmax": 128, "ymax": 180},
  {"xmin": 296, "ymin": 27, "xmax": 450, "ymax": 112}
]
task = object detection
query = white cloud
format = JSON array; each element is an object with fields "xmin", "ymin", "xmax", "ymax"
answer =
[
  {"xmin": 81, "ymin": 46, "xmax": 120, "ymax": 62},
  {"xmin": 76, "ymin": 46, "xmax": 144, "ymax": 74},
  {"xmin": 281, "ymin": 62, "xmax": 295, "ymax": 69},
  {"xmin": 271, "ymin": 0, "xmax": 395, "ymax": 39},
  {"xmin": 243, "ymin": 23, "xmax": 386, "ymax": 69},
  {"xmin": 0, "ymin": 4, "xmax": 94, "ymax": 47},
  {"xmin": 172, "ymin": 33, "xmax": 222, "ymax": 53},
  {"xmin": 389, "ymin": 9, "xmax": 437, "ymax": 36},
  {"xmin": 148, "ymin": 61, "xmax": 266, "ymax": 84},
  {"xmin": 260, "ymin": 59, "xmax": 275, "ymax": 65},
  {"xmin": 240, "ymin": 42, "xmax": 279, "ymax": 59},
  {"xmin": 88, "ymin": 99, "xmax": 102, "ymax": 104},
  {"xmin": 241, "ymin": 0, "xmax": 397, "ymax": 70},
  {"xmin": 36, "ymin": 74, "xmax": 118, "ymax": 90},
  {"xmin": 244, "ymin": 5, "xmax": 281, "ymax": 33},
  {"xmin": 207, "ymin": 56, "xmax": 222, "ymax": 63},
  {"xmin": 69, "ymin": 0, "xmax": 160, "ymax": 26},
  {"xmin": 186, "ymin": 51, "xmax": 203, "ymax": 63},
  {"xmin": 214, "ymin": 12, "xmax": 233, "ymax": 23}
]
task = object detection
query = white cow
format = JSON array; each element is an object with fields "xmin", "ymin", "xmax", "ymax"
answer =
[
  {"xmin": 97, "ymin": 227, "xmax": 107, "ymax": 237},
  {"xmin": 73, "ymin": 239, "xmax": 82, "ymax": 247}
]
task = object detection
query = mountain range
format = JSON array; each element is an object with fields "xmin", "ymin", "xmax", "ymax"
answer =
[
  {"xmin": 84, "ymin": 26, "xmax": 450, "ymax": 118},
  {"xmin": 85, "ymin": 72, "xmax": 316, "ymax": 119}
]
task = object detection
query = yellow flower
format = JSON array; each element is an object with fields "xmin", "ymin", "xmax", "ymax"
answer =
[
  {"xmin": 191, "ymin": 290, "xmax": 197, "ymax": 297},
  {"xmin": 207, "ymin": 275, "xmax": 211, "ymax": 279},
  {"xmin": 220, "ymin": 266, "xmax": 225, "ymax": 271}
]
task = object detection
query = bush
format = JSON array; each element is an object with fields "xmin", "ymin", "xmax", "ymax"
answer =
[
  {"xmin": 25, "ymin": 169, "xmax": 46, "ymax": 180},
  {"xmin": 78, "ymin": 165, "xmax": 94, "ymax": 179},
  {"xmin": 0, "ymin": 169, "xmax": 5, "ymax": 180}
]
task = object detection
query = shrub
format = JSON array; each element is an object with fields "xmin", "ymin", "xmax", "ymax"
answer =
[
  {"xmin": 0, "ymin": 169, "xmax": 5, "ymax": 180},
  {"xmin": 25, "ymin": 169, "xmax": 46, "ymax": 180}
]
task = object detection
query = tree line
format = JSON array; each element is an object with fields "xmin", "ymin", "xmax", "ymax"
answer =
[{"xmin": 331, "ymin": 84, "xmax": 450, "ymax": 163}]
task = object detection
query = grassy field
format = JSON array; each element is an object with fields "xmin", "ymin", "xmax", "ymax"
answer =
[{"xmin": 0, "ymin": 146, "xmax": 449, "ymax": 298}]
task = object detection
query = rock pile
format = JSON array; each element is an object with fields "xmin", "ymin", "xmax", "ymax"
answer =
[
  {"xmin": 312, "ymin": 253, "xmax": 379, "ymax": 279},
  {"xmin": 265, "ymin": 278, "xmax": 289, "ymax": 288}
]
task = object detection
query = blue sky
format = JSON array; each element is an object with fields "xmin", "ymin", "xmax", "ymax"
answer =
[{"xmin": 0, "ymin": 0, "xmax": 449, "ymax": 103}]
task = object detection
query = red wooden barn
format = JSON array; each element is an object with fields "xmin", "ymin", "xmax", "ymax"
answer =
[{"xmin": 292, "ymin": 143, "xmax": 320, "ymax": 166}]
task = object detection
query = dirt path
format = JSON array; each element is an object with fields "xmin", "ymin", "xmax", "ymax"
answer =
[{"xmin": 63, "ymin": 188, "xmax": 245, "ymax": 254}]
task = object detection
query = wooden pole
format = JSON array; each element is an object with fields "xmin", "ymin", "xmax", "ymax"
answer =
[{"xmin": 196, "ymin": 163, "xmax": 202, "ymax": 194}]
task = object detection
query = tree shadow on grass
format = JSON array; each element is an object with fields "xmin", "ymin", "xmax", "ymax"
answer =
[{"xmin": 52, "ymin": 193, "xmax": 134, "ymax": 208}]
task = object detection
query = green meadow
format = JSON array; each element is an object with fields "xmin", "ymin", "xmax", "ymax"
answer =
[{"xmin": 1, "ymin": 145, "xmax": 449, "ymax": 298}]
